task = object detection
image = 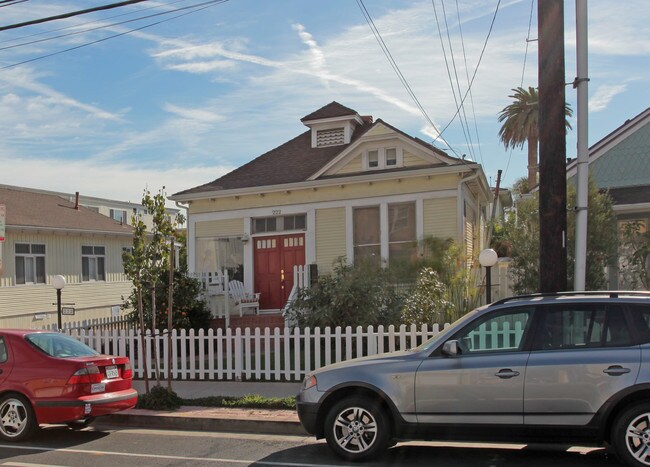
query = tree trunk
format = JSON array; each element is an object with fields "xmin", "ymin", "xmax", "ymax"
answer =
[
  {"xmin": 151, "ymin": 287, "xmax": 160, "ymax": 385},
  {"xmin": 137, "ymin": 286, "xmax": 150, "ymax": 393}
]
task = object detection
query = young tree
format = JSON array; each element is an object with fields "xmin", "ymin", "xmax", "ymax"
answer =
[
  {"xmin": 122, "ymin": 187, "xmax": 185, "ymax": 391},
  {"xmin": 619, "ymin": 221, "xmax": 650, "ymax": 290}
]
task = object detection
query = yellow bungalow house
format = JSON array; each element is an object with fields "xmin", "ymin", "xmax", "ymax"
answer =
[
  {"xmin": 0, "ymin": 186, "xmax": 134, "ymax": 329},
  {"xmin": 170, "ymin": 102, "xmax": 491, "ymax": 318}
]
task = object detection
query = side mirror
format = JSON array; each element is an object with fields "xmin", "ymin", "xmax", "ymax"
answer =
[{"xmin": 442, "ymin": 340, "xmax": 460, "ymax": 357}]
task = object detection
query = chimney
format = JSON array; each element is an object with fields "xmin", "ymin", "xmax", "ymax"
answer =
[{"xmin": 75, "ymin": 192, "xmax": 80, "ymax": 210}]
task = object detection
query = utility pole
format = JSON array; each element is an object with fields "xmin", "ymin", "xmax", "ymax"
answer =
[
  {"xmin": 573, "ymin": 0, "xmax": 589, "ymax": 290},
  {"xmin": 538, "ymin": 0, "xmax": 567, "ymax": 293}
]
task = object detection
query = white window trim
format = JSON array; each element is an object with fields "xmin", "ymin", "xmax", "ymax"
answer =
[
  {"xmin": 82, "ymin": 245, "xmax": 106, "ymax": 282},
  {"xmin": 363, "ymin": 147, "xmax": 403, "ymax": 171},
  {"xmin": 15, "ymin": 243, "xmax": 46, "ymax": 285}
]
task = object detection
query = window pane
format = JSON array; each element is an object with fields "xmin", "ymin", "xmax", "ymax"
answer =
[
  {"xmin": 94, "ymin": 246, "xmax": 105, "ymax": 255},
  {"xmin": 82, "ymin": 257, "xmax": 90, "ymax": 281},
  {"xmin": 284, "ymin": 216, "xmax": 295, "ymax": 230},
  {"xmin": 353, "ymin": 245, "xmax": 381, "ymax": 267},
  {"xmin": 97, "ymin": 257, "xmax": 105, "ymax": 281},
  {"xmin": 295, "ymin": 215, "xmax": 306, "ymax": 230},
  {"xmin": 25, "ymin": 257, "xmax": 34, "ymax": 283},
  {"xmin": 267, "ymin": 218, "xmax": 277, "ymax": 232},
  {"xmin": 15, "ymin": 257, "xmax": 25, "ymax": 284},
  {"xmin": 15, "ymin": 243, "xmax": 30, "ymax": 254},
  {"xmin": 386, "ymin": 148, "xmax": 397, "ymax": 166},
  {"xmin": 353, "ymin": 207, "xmax": 380, "ymax": 245},
  {"xmin": 389, "ymin": 203, "xmax": 416, "ymax": 242},
  {"xmin": 35, "ymin": 257, "xmax": 46, "ymax": 284},
  {"xmin": 389, "ymin": 243, "xmax": 417, "ymax": 264},
  {"xmin": 31, "ymin": 244, "xmax": 46, "ymax": 255},
  {"xmin": 254, "ymin": 218, "xmax": 266, "ymax": 233},
  {"xmin": 459, "ymin": 309, "xmax": 533, "ymax": 353},
  {"xmin": 368, "ymin": 150, "xmax": 379, "ymax": 168},
  {"xmin": 82, "ymin": 245, "xmax": 93, "ymax": 255},
  {"xmin": 540, "ymin": 306, "xmax": 630, "ymax": 349}
]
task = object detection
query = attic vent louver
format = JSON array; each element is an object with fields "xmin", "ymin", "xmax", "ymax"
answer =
[{"xmin": 316, "ymin": 127, "xmax": 345, "ymax": 147}]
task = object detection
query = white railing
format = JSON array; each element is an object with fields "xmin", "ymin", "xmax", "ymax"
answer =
[
  {"xmin": 42, "ymin": 316, "xmax": 131, "ymax": 333},
  {"xmin": 68, "ymin": 324, "xmax": 450, "ymax": 382},
  {"xmin": 282, "ymin": 265, "xmax": 311, "ymax": 315}
]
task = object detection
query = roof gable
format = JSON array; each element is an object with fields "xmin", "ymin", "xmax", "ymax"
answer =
[{"xmin": 300, "ymin": 101, "xmax": 359, "ymax": 122}]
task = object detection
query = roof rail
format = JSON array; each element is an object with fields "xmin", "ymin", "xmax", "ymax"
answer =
[{"xmin": 491, "ymin": 291, "xmax": 650, "ymax": 307}]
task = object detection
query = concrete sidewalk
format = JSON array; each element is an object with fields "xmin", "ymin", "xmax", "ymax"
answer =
[{"xmin": 101, "ymin": 380, "xmax": 305, "ymax": 436}]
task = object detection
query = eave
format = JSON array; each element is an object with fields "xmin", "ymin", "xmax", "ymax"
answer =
[{"xmin": 169, "ymin": 163, "xmax": 480, "ymax": 202}]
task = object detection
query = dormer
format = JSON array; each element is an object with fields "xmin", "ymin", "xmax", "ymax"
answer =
[{"xmin": 300, "ymin": 102, "xmax": 368, "ymax": 149}]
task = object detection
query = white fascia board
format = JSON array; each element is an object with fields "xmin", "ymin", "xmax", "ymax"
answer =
[
  {"xmin": 171, "ymin": 164, "xmax": 477, "ymax": 202},
  {"xmin": 613, "ymin": 203, "xmax": 650, "ymax": 215},
  {"xmin": 7, "ymin": 225, "xmax": 133, "ymax": 237}
]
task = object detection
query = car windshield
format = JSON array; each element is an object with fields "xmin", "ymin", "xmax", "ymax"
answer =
[{"xmin": 25, "ymin": 333, "xmax": 99, "ymax": 358}]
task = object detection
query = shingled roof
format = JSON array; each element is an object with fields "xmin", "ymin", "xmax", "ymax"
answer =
[
  {"xmin": 0, "ymin": 186, "xmax": 133, "ymax": 235},
  {"xmin": 173, "ymin": 103, "xmax": 462, "ymax": 197},
  {"xmin": 300, "ymin": 101, "xmax": 359, "ymax": 122}
]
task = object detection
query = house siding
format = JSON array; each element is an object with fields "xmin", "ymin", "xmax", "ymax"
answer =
[
  {"xmin": 423, "ymin": 197, "xmax": 457, "ymax": 240},
  {"xmin": 196, "ymin": 218, "xmax": 243, "ymax": 237},
  {"xmin": 403, "ymin": 151, "xmax": 425, "ymax": 167},
  {"xmin": 336, "ymin": 155, "xmax": 363, "ymax": 174},
  {"xmin": 315, "ymin": 207, "xmax": 346, "ymax": 275},
  {"xmin": 1, "ymin": 231, "xmax": 129, "ymax": 287},
  {"xmin": 0, "ymin": 281, "xmax": 131, "ymax": 328}
]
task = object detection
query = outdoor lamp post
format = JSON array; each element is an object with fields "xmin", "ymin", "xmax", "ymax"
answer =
[
  {"xmin": 52, "ymin": 275, "xmax": 66, "ymax": 330},
  {"xmin": 479, "ymin": 248, "xmax": 498, "ymax": 304}
]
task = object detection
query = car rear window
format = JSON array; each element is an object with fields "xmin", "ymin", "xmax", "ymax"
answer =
[{"xmin": 25, "ymin": 333, "xmax": 99, "ymax": 358}]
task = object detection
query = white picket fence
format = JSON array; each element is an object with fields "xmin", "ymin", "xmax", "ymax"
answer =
[{"xmin": 67, "ymin": 324, "xmax": 450, "ymax": 382}]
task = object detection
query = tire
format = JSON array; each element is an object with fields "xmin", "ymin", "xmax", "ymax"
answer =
[
  {"xmin": 612, "ymin": 402, "xmax": 650, "ymax": 466},
  {"xmin": 324, "ymin": 396, "xmax": 391, "ymax": 461},
  {"xmin": 0, "ymin": 394, "xmax": 38, "ymax": 442},
  {"xmin": 67, "ymin": 417, "xmax": 96, "ymax": 430}
]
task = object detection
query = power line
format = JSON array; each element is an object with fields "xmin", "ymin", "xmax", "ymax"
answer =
[
  {"xmin": 0, "ymin": 0, "xmax": 189, "ymax": 45},
  {"xmin": 0, "ymin": 0, "xmax": 150, "ymax": 32},
  {"xmin": 0, "ymin": 0, "xmax": 218, "ymax": 53},
  {"xmin": 454, "ymin": 0, "xmax": 485, "ymax": 167},
  {"xmin": 355, "ymin": 0, "xmax": 459, "ymax": 157},
  {"xmin": 433, "ymin": 0, "xmax": 501, "ymax": 142},
  {"xmin": 504, "ymin": 0, "xmax": 536, "ymax": 181},
  {"xmin": 432, "ymin": 0, "xmax": 476, "ymax": 161},
  {"xmin": 1, "ymin": 0, "xmax": 228, "ymax": 70},
  {"xmin": 0, "ymin": 0, "xmax": 28, "ymax": 8}
]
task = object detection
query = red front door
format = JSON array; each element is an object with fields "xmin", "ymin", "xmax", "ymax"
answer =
[{"xmin": 254, "ymin": 234, "xmax": 305, "ymax": 310}]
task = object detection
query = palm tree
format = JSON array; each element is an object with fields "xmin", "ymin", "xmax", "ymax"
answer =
[{"xmin": 498, "ymin": 86, "xmax": 572, "ymax": 188}]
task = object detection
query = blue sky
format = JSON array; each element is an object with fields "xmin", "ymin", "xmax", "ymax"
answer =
[{"xmin": 0, "ymin": 0, "xmax": 648, "ymax": 204}]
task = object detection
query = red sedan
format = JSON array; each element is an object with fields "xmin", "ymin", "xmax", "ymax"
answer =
[{"xmin": 0, "ymin": 329, "xmax": 137, "ymax": 441}]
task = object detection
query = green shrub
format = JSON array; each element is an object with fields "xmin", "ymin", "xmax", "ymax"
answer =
[
  {"xmin": 401, "ymin": 268, "xmax": 453, "ymax": 325},
  {"xmin": 184, "ymin": 394, "xmax": 296, "ymax": 410},
  {"xmin": 137, "ymin": 385, "xmax": 183, "ymax": 410}
]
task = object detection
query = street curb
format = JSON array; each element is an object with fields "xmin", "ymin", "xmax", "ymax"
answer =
[{"xmin": 101, "ymin": 413, "xmax": 307, "ymax": 436}]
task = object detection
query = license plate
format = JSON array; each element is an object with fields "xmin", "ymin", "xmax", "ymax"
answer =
[{"xmin": 105, "ymin": 365, "xmax": 118, "ymax": 379}]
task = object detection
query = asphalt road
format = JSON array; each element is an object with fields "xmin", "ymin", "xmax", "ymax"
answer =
[{"xmin": 0, "ymin": 423, "xmax": 625, "ymax": 467}]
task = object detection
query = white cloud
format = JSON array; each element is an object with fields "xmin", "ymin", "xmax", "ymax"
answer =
[
  {"xmin": 589, "ymin": 85, "xmax": 626, "ymax": 112},
  {"xmin": 164, "ymin": 104, "xmax": 225, "ymax": 123}
]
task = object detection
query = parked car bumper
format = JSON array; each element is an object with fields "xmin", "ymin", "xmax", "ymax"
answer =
[{"xmin": 34, "ymin": 388, "xmax": 138, "ymax": 423}]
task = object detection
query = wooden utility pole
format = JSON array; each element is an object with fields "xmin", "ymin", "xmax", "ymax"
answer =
[{"xmin": 538, "ymin": 0, "xmax": 567, "ymax": 293}]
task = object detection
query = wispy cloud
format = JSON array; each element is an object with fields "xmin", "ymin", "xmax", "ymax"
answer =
[
  {"xmin": 589, "ymin": 85, "xmax": 626, "ymax": 112},
  {"xmin": 164, "ymin": 103, "xmax": 225, "ymax": 123}
]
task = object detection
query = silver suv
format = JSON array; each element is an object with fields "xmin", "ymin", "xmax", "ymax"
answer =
[{"xmin": 297, "ymin": 291, "xmax": 650, "ymax": 466}]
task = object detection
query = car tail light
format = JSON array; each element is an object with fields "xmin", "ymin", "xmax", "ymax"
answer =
[
  {"xmin": 122, "ymin": 362, "xmax": 133, "ymax": 379},
  {"xmin": 67, "ymin": 366, "xmax": 102, "ymax": 385}
]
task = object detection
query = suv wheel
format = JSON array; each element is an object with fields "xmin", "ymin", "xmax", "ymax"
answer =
[
  {"xmin": 324, "ymin": 396, "xmax": 390, "ymax": 461},
  {"xmin": 613, "ymin": 403, "xmax": 650, "ymax": 466}
]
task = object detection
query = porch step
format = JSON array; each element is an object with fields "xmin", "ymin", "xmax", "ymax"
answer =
[{"xmin": 210, "ymin": 313, "xmax": 285, "ymax": 331}]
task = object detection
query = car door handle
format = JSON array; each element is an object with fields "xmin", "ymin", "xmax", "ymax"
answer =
[
  {"xmin": 495, "ymin": 369, "xmax": 520, "ymax": 379},
  {"xmin": 603, "ymin": 365, "xmax": 631, "ymax": 376}
]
